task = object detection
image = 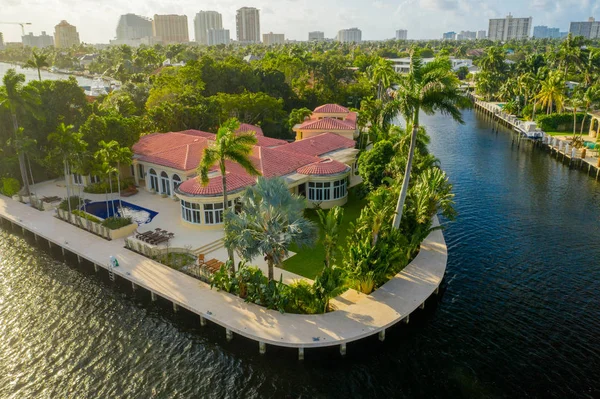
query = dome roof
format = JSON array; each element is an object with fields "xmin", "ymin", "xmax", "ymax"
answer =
[{"xmin": 297, "ymin": 158, "xmax": 350, "ymax": 176}]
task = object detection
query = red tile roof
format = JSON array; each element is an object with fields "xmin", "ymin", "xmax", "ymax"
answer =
[
  {"xmin": 296, "ymin": 158, "xmax": 350, "ymax": 176},
  {"xmin": 178, "ymin": 172, "xmax": 256, "ymax": 196},
  {"xmin": 314, "ymin": 104, "xmax": 350, "ymax": 114},
  {"xmin": 237, "ymin": 123, "xmax": 264, "ymax": 136},
  {"xmin": 256, "ymin": 147, "xmax": 320, "ymax": 178},
  {"xmin": 255, "ymin": 135, "xmax": 288, "ymax": 147},
  {"xmin": 133, "ymin": 133, "xmax": 206, "ymax": 156},
  {"xmin": 276, "ymin": 132, "xmax": 355, "ymax": 157},
  {"xmin": 139, "ymin": 141, "xmax": 208, "ymax": 171},
  {"xmin": 298, "ymin": 117, "xmax": 356, "ymax": 131}
]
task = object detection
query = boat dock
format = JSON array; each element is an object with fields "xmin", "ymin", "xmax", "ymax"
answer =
[{"xmin": 0, "ymin": 196, "xmax": 447, "ymax": 359}]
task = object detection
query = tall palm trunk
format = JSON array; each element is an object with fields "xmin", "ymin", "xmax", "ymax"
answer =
[
  {"xmin": 64, "ymin": 158, "xmax": 72, "ymax": 214},
  {"xmin": 267, "ymin": 256, "xmax": 274, "ymax": 281},
  {"xmin": 580, "ymin": 108, "xmax": 588, "ymax": 137},
  {"xmin": 11, "ymin": 114, "xmax": 30, "ymax": 196},
  {"xmin": 37, "ymin": 67, "xmax": 41, "ymax": 81},
  {"xmin": 109, "ymin": 172, "xmax": 116, "ymax": 216},
  {"xmin": 221, "ymin": 160, "xmax": 235, "ymax": 272},
  {"xmin": 27, "ymin": 155, "xmax": 35, "ymax": 196},
  {"xmin": 393, "ymin": 118, "xmax": 419, "ymax": 230},
  {"xmin": 117, "ymin": 162, "xmax": 122, "ymax": 210}
]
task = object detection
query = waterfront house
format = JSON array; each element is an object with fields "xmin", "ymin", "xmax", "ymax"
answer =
[
  {"xmin": 292, "ymin": 104, "xmax": 358, "ymax": 141},
  {"xmin": 125, "ymin": 105, "xmax": 359, "ymax": 230}
]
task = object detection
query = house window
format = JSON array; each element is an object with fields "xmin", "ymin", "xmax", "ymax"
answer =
[
  {"xmin": 204, "ymin": 201, "xmax": 232, "ymax": 224},
  {"xmin": 180, "ymin": 200, "xmax": 201, "ymax": 224},
  {"xmin": 138, "ymin": 164, "xmax": 145, "ymax": 178},
  {"xmin": 160, "ymin": 171, "xmax": 171, "ymax": 195},
  {"xmin": 73, "ymin": 173, "xmax": 83, "ymax": 185},
  {"xmin": 130, "ymin": 164, "xmax": 135, "ymax": 177},
  {"xmin": 172, "ymin": 174, "xmax": 182, "ymax": 192},
  {"xmin": 90, "ymin": 175, "xmax": 100, "ymax": 184},
  {"xmin": 148, "ymin": 169, "xmax": 159, "ymax": 191},
  {"xmin": 308, "ymin": 182, "xmax": 331, "ymax": 201},
  {"xmin": 333, "ymin": 178, "xmax": 347, "ymax": 199}
]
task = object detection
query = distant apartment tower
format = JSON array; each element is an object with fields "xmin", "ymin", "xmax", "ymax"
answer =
[
  {"xmin": 262, "ymin": 32, "xmax": 285, "ymax": 45},
  {"xmin": 336, "ymin": 28, "xmax": 362, "ymax": 43},
  {"xmin": 153, "ymin": 14, "xmax": 189, "ymax": 44},
  {"xmin": 54, "ymin": 20, "xmax": 80, "ymax": 48},
  {"xmin": 476, "ymin": 30, "xmax": 487, "ymax": 39},
  {"xmin": 116, "ymin": 14, "xmax": 153, "ymax": 41},
  {"xmin": 308, "ymin": 31, "xmax": 324, "ymax": 41},
  {"xmin": 194, "ymin": 11, "xmax": 223, "ymax": 45},
  {"xmin": 22, "ymin": 31, "xmax": 54, "ymax": 48},
  {"xmin": 395, "ymin": 29, "xmax": 408, "ymax": 40},
  {"xmin": 442, "ymin": 31, "xmax": 456, "ymax": 40},
  {"xmin": 456, "ymin": 31, "xmax": 476, "ymax": 40},
  {"xmin": 488, "ymin": 14, "xmax": 532, "ymax": 41},
  {"xmin": 569, "ymin": 17, "xmax": 600, "ymax": 39},
  {"xmin": 208, "ymin": 29, "xmax": 230, "ymax": 45},
  {"xmin": 236, "ymin": 7, "xmax": 260, "ymax": 43},
  {"xmin": 533, "ymin": 25, "xmax": 561, "ymax": 39}
]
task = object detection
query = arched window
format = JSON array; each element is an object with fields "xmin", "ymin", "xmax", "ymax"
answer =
[
  {"xmin": 181, "ymin": 200, "xmax": 201, "ymax": 224},
  {"xmin": 172, "ymin": 174, "xmax": 182, "ymax": 192},
  {"xmin": 149, "ymin": 169, "xmax": 159, "ymax": 192},
  {"xmin": 160, "ymin": 171, "xmax": 171, "ymax": 195}
]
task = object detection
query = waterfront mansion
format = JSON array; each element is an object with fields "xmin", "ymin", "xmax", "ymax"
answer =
[{"xmin": 128, "ymin": 104, "xmax": 360, "ymax": 230}]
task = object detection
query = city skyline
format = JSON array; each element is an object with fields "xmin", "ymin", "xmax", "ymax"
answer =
[{"xmin": 1, "ymin": 0, "xmax": 598, "ymax": 43}]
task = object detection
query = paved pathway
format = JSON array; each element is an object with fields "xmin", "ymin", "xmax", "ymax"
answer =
[{"xmin": 0, "ymin": 196, "xmax": 447, "ymax": 349}]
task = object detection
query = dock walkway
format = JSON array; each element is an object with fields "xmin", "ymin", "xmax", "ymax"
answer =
[{"xmin": 0, "ymin": 196, "xmax": 447, "ymax": 356}]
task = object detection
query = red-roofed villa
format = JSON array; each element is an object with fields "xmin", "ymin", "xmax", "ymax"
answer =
[
  {"xmin": 293, "ymin": 104, "xmax": 358, "ymax": 141},
  {"xmin": 126, "ymin": 115, "xmax": 360, "ymax": 230}
]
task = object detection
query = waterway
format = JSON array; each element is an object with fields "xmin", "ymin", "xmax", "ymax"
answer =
[
  {"xmin": 0, "ymin": 61, "xmax": 96, "ymax": 86},
  {"xmin": 1, "ymin": 109, "xmax": 599, "ymax": 398}
]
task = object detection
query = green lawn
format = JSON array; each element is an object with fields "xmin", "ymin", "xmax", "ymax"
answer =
[
  {"xmin": 282, "ymin": 187, "xmax": 367, "ymax": 279},
  {"xmin": 545, "ymin": 131, "xmax": 589, "ymax": 137}
]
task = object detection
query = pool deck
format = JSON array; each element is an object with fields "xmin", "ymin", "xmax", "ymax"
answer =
[{"xmin": 0, "ymin": 195, "xmax": 447, "ymax": 354}]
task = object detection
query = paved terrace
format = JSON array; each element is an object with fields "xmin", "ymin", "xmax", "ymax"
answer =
[{"xmin": 0, "ymin": 196, "xmax": 447, "ymax": 352}]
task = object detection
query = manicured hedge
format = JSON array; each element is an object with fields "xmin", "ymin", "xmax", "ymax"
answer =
[
  {"xmin": 0, "ymin": 177, "xmax": 20, "ymax": 197},
  {"xmin": 536, "ymin": 113, "xmax": 589, "ymax": 131},
  {"xmin": 101, "ymin": 216, "xmax": 133, "ymax": 230}
]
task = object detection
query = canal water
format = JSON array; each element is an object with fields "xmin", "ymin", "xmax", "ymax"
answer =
[
  {"xmin": 1, "ymin": 109, "xmax": 599, "ymax": 398},
  {"xmin": 0, "ymin": 62, "xmax": 96, "ymax": 86}
]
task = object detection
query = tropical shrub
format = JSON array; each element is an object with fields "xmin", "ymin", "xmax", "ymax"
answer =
[
  {"xmin": 101, "ymin": 216, "xmax": 133, "ymax": 230},
  {"xmin": 71, "ymin": 209, "xmax": 101, "ymax": 223},
  {"xmin": 0, "ymin": 177, "xmax": 20, "ymax": 197},
  {"xmin": 536, "ymin": 112, "xmax": 588, "ymax": 131},
  {"xmin": 357, "ymin": 140, "xmax": 395, "ymax": 191},
  {"xmin": 285, "ymin": 280, "xmax": 323, "ymax": 314},
  {"xmin": 59, "ymin": 196, "xmax": 83, "ymax": 211}
]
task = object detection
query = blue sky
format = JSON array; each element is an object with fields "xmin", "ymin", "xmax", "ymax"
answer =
[{"xmin": 1, "ymin": 0, "xmax": 598, "ymax": 43}]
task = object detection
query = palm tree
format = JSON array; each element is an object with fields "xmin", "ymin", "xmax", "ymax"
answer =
[
  {"xmin": 48, "ymin": 123, "xmax": 88, "ymax": 214},
  {"xmin": 198, "ymin": 118, "xmax": 261, "ymax": 268},
  {"xmin": 368, "ymin": 58, "xmax": 397, "ymax": 100},
  {"xmin": 316, "ymin": 206, "xmax": 344, "ymax": 269},
  {"xmin": 8, "ymin": 127, "xmax": 37, "ymax": 196},
  {"xmin": 478, "ymin": 46, "xmax": 506, "ymax": 75},
  {"xmin": 0, "ymin": 69, "xmax": 40, "ymax": 196},
  {"xmin": 557, "ymin": 34, "xmax": 583, "ymax": 77},
  {"xmin": 578, "ymin": 84, "xmax": 600, "ymax": 137},
  {"xmin": 93, "ymin": 145, "xmax": 118, "ymax": 217},
  {"xmin": 224, "ymin": 177, "xmax": 317, "ymax": 280},
  {"xmin": 392, "ymin": 51, "xmax": 464, "ymax": 230},
  {"xmin": 24, "ymin": 50, "xmax": 50, "ymax": 81},
  {"xmin": 535, "ymin": 71, "xmax": 566, "ymax": 114}
]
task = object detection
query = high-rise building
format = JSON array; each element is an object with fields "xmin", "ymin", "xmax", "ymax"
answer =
[
  {"xmin": 208, "ymin": 29, "xmax": 230, "ymax": 45},
  {"xmin": 262, "ymin": 32, "xmax": 285, "ymax": 45},
  {"xmin": 476, "ymin": 30, "xmax": 487, "ymax": 39},
  {"xmin": 569, "ymin": 17, "xmax": 600, "ymax": 39},
  {"xmin": 308, "ymin": 31, "xmax": 324, "ymax": 41},
  {"xmin": 456, "ymin": 30, "xmax": 477, "ymax": 40},
  {"xmin": 22, "ymin": 31, "xmax": 54, "ymax": 48},
  {"xmin": 236, "ymin": 7, "xmax": 260, "ymax": 43},
  {"xmin": 54, "ymin": 20, "xmax": 80, "ymax": 48},
  {"xmin": 533, "ymin": 25, "xmax": 562, "ymax": 39},
  {"xmin": 116, "ymin": 14, "xmax": 153, "ymax": 41},
  {"xmin": 395, "ymin": 29, "xmax": 408, "ymax": 40},
  {"xmin": 336, "ymin": 28, "xmax": 362, "ymax": 43},
  {"xmin": 194, "ymin": 11, "xmax": 223, "ymax": 45},
  {"xmin": 488, "ymin": 14, "xmax": 532, "ymax": 41},
  {"xmin": 442, "ymin": 31, "xmax": 456, "ymax": 40},
  {"xmin": 153, "ymin": 14, "xmax": 189, "ymax": 44}
]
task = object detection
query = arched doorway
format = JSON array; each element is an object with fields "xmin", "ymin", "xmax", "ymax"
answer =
[
  {"xmin": 172, "ymin": 174, "xmax": 182, "ymax": 193},
  {"xmin": 148, "ymin": 169, "xmax": 159, "ymax": 192},
  {"xmin": 160, "ymin": 171, "xmax": 171, "ymax": 195}
]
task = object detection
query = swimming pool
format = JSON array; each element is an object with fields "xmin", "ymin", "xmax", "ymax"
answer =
[{"xmin": 82, "ymin": 200, "xmax": 158, "ymax": 225}]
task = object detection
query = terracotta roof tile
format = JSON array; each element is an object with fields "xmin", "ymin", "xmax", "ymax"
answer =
[
  {"xmin": 178, "ymin": 173, "xmax": 256, "ymax": 196},
  {"xmin": 237, "ymin": 123, "xmax": 264, "ymax": 136},
  {"xmin": 276, "ymin": 132, "xmax": 355, "ymax": 157},
  {"xmin": 298, "ymin": 117, "xmax": 356, "ymax": 131},
  {"xmin": 139, "ymin": 141, "xmax": 207, "ymax": 171},
  {"xmin": 313, "ymin": 104, "xmax": 350, "ymax": 113},
  {"xmin": 297, "ymin": 158, "xmax": 350, "ymax": 176}
]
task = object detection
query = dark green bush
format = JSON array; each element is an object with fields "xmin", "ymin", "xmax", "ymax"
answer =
[
  {"xmin": 536, "ymin": 113, "xmax": 588, "ymax": 131},
  {"xmin": 59, "ymin": 196, "xmax": 83, "ymax": 211},
  {"xmin": 0, "ymin": 177, "xmax": 21, "ymax": 197},
  {"xmin": 101, "ymin": 216, "xmax": 133, "ymax": 230},
  {"xmin": 72, "ymin": 210, "xmax": 101, "ymax": 223}
]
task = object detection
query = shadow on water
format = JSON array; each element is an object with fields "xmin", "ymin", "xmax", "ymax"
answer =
[{"xmin": 1, "ymin": 108, "xmax": 600, "ymax": 398}]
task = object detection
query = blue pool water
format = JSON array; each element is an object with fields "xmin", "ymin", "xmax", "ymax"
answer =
[{"xmin": 82, "ymin": 200, "xmax": 158, "ymax": 225}]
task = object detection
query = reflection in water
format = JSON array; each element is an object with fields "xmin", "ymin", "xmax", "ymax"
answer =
[{"xmin": 0, "ymin": 109, "xmax": 599, "ymax": 398}]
